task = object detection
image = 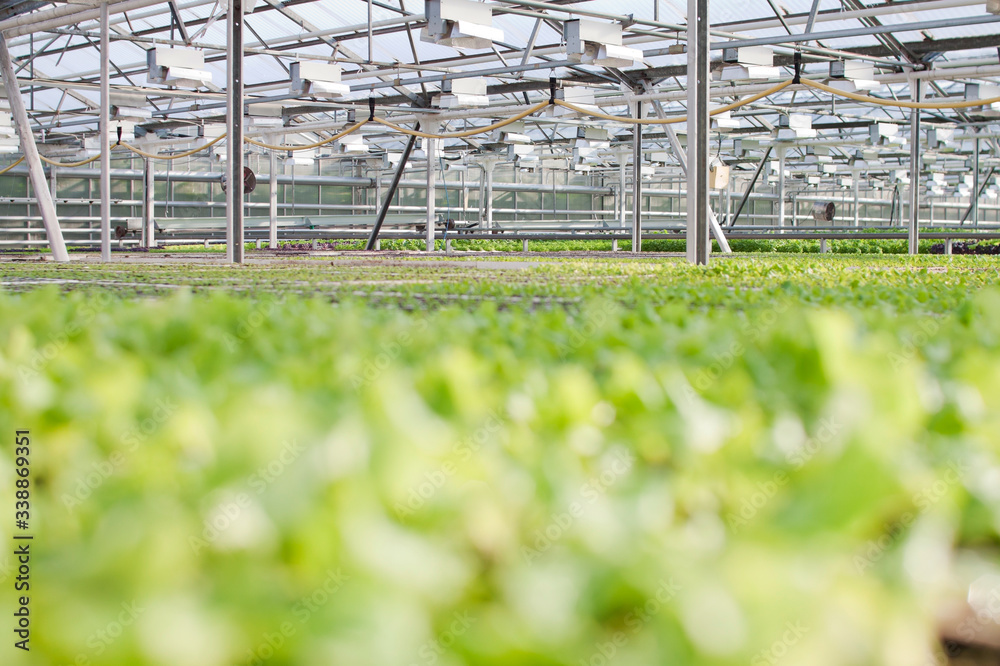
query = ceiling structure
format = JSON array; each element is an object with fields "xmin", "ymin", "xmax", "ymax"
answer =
[{"xmin": 3, "ymin": 0, "xmax": 1000, "ymax": 184}]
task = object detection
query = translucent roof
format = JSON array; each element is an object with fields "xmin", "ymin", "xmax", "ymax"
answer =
[{"xmin": 3, "ymin": 0, "xmax": 999, "ymax": 162}]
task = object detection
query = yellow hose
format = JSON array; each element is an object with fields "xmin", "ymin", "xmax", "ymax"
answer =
[
  {"xmin": 802, "ymin": 78, "xmax": 1000, "ymax": 110},
  {"xmin": 372, "ymin": 101, "xmax": 551, "ymax": 139},
  {"xmin": 0, "ymin": 156, "xmax": 24, "ymax": 174},
  {"xmin": 13, "ymin": 76, "xmax": 991, "ymax": 170},
  {"xmin": 38, "ymin": 153, "xmax": 104, "ymax": 168},
  {"xmin": 554, "ymin": 80, "xmax": 794, "ymax": 124},
  {"xmin": 121, "ymin": 133, "xmax": 226, "ymax": 160},
  {"xmin": 244, "ymin": 120, "xmax": 367, "ymax": 151}
]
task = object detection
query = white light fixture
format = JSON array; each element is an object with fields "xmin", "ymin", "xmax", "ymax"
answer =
[
  {"xmin": 290, "ymin": 61, "xmax": 349, "ymax": 98},
  {"xmin": 549, "ymin": 87, "xmax": 601, "ymax": 117},
  {"xmin": 564, "ymin": 19, "xmax": 644, "ymax": 68},
  {"xmin": 508, "ymin": 143, "xmax": 534, "ymax": 158},
  {"xmin": 928, "ymin": 126, "xmax": 958, "ymax": 152},
  {"xmin": 711, "ymin": 108, "xmax": 740, "ymax": 131},
  {"xmin": 422, "ymin": 0, "xmax": 503, "ymax": 50},
  {"xmin": 777, "ymin": 113, "xmax": 816, "ymax": 139},
  {"xmin": 435, "ymin": 78, "xmax": 489, "ymax": 108},
  {"xmin": 721, "ymin": 46, "xmax": 779, "ymax": 81},
  {"xmin": 245, "ymin": 115, "xmax": 284, "ymax": 129},
  {"xmin": 0, "ymin": 111, "xmax": 14, "ymax": 138},
  {"xmin": 338, "ymin": 134, "xmax": 368, "ymax": 154},
  {"xmin": 828, "ymin": 61, "xmax": 881, "ymax": 92},
  {"xmin": 147, "ymin": 46, "xmax": 212, "ymax": 88},
  {"xmin": 110, "ymin": 92, "xmax": 152, "ymax": 122},
  {"xmin": 502, "ymin": 132, "xmax": 532, "ymax": 144},
  {"xmin": 965, "ymin": 82, "xmax": 1000, "ymax": 114}
]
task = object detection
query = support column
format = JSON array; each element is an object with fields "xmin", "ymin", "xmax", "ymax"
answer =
[
  {"xmin": 0, "ymin": 36, "xmax": 67, "ymax": 261},
  {"xmin": 227, "ymin": 0, "xmax": 245, "ymax": 263},
  {"xmin": 618, "ymin": 152, "xmax": 627, "ymax": 230},
  {"xmin": 685, "ymin": 0, "xmax": 710, "ymax": 265},
  {"xmin": 853, "ymin": 171, "xmax": 860, "ymax": 227},
  {"xmin": 973, "ymin": 134, "xmax": 980, "ymax": 227},
  {"xmin": 484, "ymin": 160, "xmax": 495, "ymax": 231},
  {"xmin": 777, "ymin": 147, "xmax": 786, "ymax": 231},
  {"xmin": 269, "ymin": 145, "xmax": 277, "ymax": 249},
  {"xmin": 99, "ymin": 1, "xmax": 111, "ymax": 261},
  {"xmin": 49, "ymin": 164, "xmax": 57, "ymax": 216},
  {"xmin": 425, "ymin": 127, "xmax": 437, "ymax": 251},
  {"xmin": 631, "ymin": 101, "xmax": 643, "ymax": 254},
  {"xmin": 908, "ymin": 78, "xmax": 921, "ymax": 255},
  {"xmin": 143, "ymin": 158, "xmax": 155, "ymax": 248}
]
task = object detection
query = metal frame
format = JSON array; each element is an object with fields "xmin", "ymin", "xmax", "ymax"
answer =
[{"xmin": 0, "ymin": 0, "xmax": 997, "ymax": 257}]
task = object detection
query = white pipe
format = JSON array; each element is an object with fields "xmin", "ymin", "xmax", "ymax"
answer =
[
  {"xmin": 0, "ymin": 35, "xmax": 68, "ymax": 261},
  {"xmin": 100, "ymin": 0, "xmax": 110, "ymax": 262},
  {"xmin": 6, "ymin": 0, "xmax": 218, "ymax": 44},
  {"xmin": 720, "ymin": 0, "xmax": 983, "ymax": 34},
  {"xmin": 5, "ymin": 0, "xmax": 174, "ymax": 37}
]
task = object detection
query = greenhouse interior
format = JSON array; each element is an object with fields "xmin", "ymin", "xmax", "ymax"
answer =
[{"xmin": 2, "ymin": 1, "xmax": 1000, "ymax": 665}]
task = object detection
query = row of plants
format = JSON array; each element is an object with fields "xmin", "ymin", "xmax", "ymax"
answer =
[
  {"xmin": 1, "ymin": 255, "xmax": 999, "ymax": 664},
  {"xmin": 139, "ymin": 235, "xmax": 1000, "ymax": 255}
]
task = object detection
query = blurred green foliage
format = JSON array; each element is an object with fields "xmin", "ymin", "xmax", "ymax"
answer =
[{"xmin": 1, "ymin": 256, "xmax": 999, "ymax": 665}]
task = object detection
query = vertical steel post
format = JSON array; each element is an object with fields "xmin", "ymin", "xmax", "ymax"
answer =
[
  {"xmin": 269, "ymin": 145, "xmax": 277, "ymax": 248},
  {"xmin": 631, "ymin": 101, "xmax": 642, "ymax": 253},
  {"xmin": 484, "ymin": 160, "xmax": 495, "ymax": 231},
  {"xmin": 777, "ymin": 147, "xmax": 786, "ymax": 231},
  {"xmin": 618, "ymin": 154, "xmax": 626, "ymax": 229},
  {"xmin": 0, "ymin": 36, "xmax": 67, "ymax": 261},
  {"xmin": 227, "ymin": 0, "xmax": 245, "ymax": 263},
  {"xmin": 853, "ymin": 171, "xmax": 860, "ymax": 227},
  {"xmin": 144, "ymin": 158, "xmax": 155, "ymax": 248},
  {"xmin": 908, "ymin": 78, "xmax": 921, "ymax": 255},
  {"xmin": 686, "ymin": 0, "xmax": 710, "ymax": 264},
  {"xmin": 100, "ymin": 0, "xmax": 110, "ymax": 261},
  {"xmin": 425, "ymin": 127, "xmax": 436, "ymax": 251},
  {"xmin": 973, "ymin": 135, "xmax": 980, "ymax": 228}
]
